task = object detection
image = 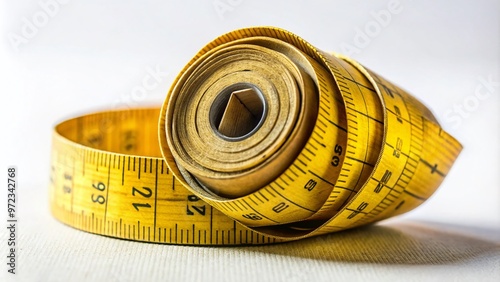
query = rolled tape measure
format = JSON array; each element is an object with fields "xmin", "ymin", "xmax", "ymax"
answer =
[{"xmin": 50, "ymin": 27, "xmax": 462, "ymax": 245}]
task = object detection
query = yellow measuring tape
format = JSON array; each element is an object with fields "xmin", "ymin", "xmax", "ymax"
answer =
[{"xmin": 50, "ymin": 27, "xmax": 462, "ymax": 245}]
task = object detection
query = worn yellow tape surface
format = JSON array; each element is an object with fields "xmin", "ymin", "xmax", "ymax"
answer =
[{"xmin": 50, "ymin": 27, "xmax": 461, "ymax": 245}]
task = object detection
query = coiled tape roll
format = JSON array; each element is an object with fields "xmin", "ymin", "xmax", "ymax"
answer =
[{"xmin": 50, "ymin": 27, "xmax": 462, "ymax": 245}]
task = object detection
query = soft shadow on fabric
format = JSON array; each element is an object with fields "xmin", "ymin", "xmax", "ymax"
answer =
[{"xmin": 244, "ymin": 221, "xmax": 500, "ymax": 265}]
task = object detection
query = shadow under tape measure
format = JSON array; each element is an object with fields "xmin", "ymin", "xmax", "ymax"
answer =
[{"xmin": 246, "ymin": 220, "xmax": 500, "ymax": 265}]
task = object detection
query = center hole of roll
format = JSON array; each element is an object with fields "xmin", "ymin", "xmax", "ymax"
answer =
[{"xmin": 210, "ymin": 84, "xmax": 266, "ymax": 141}]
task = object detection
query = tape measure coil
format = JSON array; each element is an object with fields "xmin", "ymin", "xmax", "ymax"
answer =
[{"xmin": 50, "ymin": 27, "xmax": 462, "ymax": 245}]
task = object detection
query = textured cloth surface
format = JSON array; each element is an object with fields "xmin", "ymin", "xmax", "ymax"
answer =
[{"xmin": 1, "ymin": 186, "xmax": 499, "ymax": 281}]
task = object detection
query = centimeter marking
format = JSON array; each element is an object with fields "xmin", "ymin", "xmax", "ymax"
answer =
[{"xmin": 51, "ymin": 125, "xmax": 280, "ymax": 245}]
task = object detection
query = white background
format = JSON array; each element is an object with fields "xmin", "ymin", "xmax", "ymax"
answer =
[{"xmin": 0, "ymin": 0, "xmax": 499, "ymax": 281}]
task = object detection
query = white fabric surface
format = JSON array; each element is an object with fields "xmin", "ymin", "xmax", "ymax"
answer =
[
  {"xmin": 2, "ymin": 189, "xmax": 500, "ymax": 281},
  {"xmin": 0, "ymin": 0, "xmax": 499, "ymax": 281}
]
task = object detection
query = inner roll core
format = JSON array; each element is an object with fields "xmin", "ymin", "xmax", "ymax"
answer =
[
  {"xmin": 164, "ymin": 37, "xmax": 321, "ymax": 198},
  {"xmin": 209, "ymin": 83, "xmax": 267, "ymax": 141}
]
